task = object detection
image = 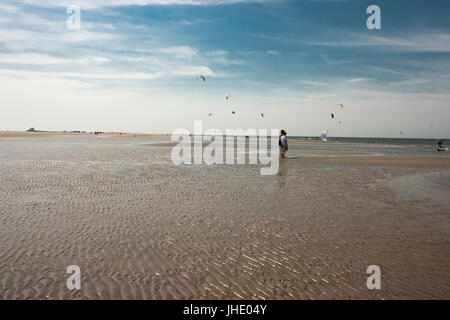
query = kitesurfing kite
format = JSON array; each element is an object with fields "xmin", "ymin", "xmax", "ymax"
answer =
[
  {"xmin": 197, "ymin": 75, "xmax": 206, "ymax": 82},
  {"xmin": 232, "ymin": 111, "xmax": 236, "ymax": 115},
  {"xmin": 330, "ymin": 104, "xmax": 343, "ymax": 120},
  {"xmin": 208, "ymin": 113, "xmax": 213, "ymax": 117},
  {"xmin": 225, "ymin": 94, "xmax": 231, "ymax": 100}
]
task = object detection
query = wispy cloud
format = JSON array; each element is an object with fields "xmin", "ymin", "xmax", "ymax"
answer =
[
  {"xmin": 16, "ymin": 0, "xmax": 275, "ymax": 9},
  {"xmin": 310, "ymin": 32, "xmax": 450, "ymax": 53},
  {"xmin": 319, "ymin": 53, "xmax": 350, "ymax": 65},
  {"xmin": 0, "ymin": 28, "xmax": 115, "ymax": 50},
  {"xmin": 0, "ymin": 53, "xmax": 72, "ymax": 64},
  {"xmin": 0, "ymin": 68, "xmax": 164, "ymax": 80},
  {"xmin": 256, "ymin": 31, "xmax": 450, "ymax": 53},
  {"xmin": 211, "ymin": 56, "xmax": 245, "ymax": 65},
  {"xmin": 206, "ymin": 50, "xmax": 229, "ymax": 57},
  {"xmin": 0, "ymin": 4, "xmax": 18, "ymax": 12},
  {"xmin": 346, "ymin": 78, "xmax": 369, "ymax": 83},
  {"xmin": 266, "ymin": 50, "xmax": 279, "ymax": 55},
  {"xmin": 0, "ymin": 53, "xmax": 110, "ymax": 65},
  {"xmin": 204, "ymin": 50, "xmax": 245, "ymax": 65},
  {"xmin": 151, "ymin": 46, "xmax": 199, "ymax": 60},
  {"xmin": 297, "ymin": 80, "xmax": 328, "ymax": 86}
]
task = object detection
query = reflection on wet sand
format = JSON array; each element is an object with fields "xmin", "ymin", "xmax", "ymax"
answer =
[{"xmin": 277, "ymin": 159, "xmax": 288, "ymax": 188}]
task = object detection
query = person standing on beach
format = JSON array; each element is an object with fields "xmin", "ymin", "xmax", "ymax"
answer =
[{"xmin": 279, "ymin": 130, "xmax": 288, "ymax": 158}]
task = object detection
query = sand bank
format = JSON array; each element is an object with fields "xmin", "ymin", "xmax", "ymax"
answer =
[{"xmin": 0, "ymin": 134, "xmax": 448, "ymax": 299}]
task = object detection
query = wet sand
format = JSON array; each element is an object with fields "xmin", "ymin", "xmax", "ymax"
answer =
[{"xmin": 0, "ymin": 132, "xmax": 449, "ymax": 299}]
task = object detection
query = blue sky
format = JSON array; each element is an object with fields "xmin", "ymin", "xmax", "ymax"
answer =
[{"xmin": 1, "ymin": 0, "xmax": 449, "ymax": 137}]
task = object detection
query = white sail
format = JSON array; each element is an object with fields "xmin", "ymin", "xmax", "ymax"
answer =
[{"xmin": 320, "ymin": 130, "xmax": 328, "ymax": 142}]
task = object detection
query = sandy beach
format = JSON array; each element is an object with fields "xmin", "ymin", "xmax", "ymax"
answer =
[{"xmin": 0, "ymin": 131, "xmax": 449, "ymax": 299}]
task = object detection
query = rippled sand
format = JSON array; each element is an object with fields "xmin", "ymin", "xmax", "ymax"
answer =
[{"xmin": 0, "ymin": 132, "xmax": 449, "ymax": 299}]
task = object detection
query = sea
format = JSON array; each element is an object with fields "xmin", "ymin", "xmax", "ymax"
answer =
[{"xmin": 287, "ymin": 136, "xmax": 449, "ymax": 156}]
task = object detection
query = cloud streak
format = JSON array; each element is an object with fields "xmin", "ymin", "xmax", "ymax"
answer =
[
  {"xmin": 308, "ymin": 33, "xmax": 450, "ymax": 53},
  {"xmin": 16, "ymin": 0, "xmax": 275, "ymax": 9}
]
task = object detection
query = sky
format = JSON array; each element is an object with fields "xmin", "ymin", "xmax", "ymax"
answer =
[{"xmin": 0, "ymin": 0, "xmax": 449, "ymax": 138}]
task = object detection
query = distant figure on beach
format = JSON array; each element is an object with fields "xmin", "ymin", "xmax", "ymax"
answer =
[
  {"xmin": 437, "ymin": 141, "xmax": 446, "ymax": 152},
  {"xmin": 279, "ymin": 129, "xmax": 288, "ymax": 158}
]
